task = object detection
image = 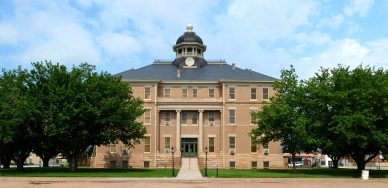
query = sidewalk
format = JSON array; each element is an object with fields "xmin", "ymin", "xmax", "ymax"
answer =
[{"xmin": 176, "ymin": 157, "xmax": 204, "ymax": 179}]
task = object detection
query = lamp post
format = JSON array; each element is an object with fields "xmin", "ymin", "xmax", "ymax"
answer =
[
  {"xmin": 171, "ymin": 146, "xmax": 175, "ymax": 177},
  {"xmin": 204, "ymin": 146, "xmax": 208, "ymax": 177}
]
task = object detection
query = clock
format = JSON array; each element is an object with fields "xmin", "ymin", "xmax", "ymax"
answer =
[{"xmin": 185, "ymin": 57, "xmax": 195, "ymax": 66}]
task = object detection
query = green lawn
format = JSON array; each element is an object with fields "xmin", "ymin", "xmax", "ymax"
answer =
[
  {"xmin": 0, "ymin": 167, "xmax": 178, "ymax": 177},
  {"xmin": 200, "ymin": 168, "xmax": 388, "ymax": 178}
]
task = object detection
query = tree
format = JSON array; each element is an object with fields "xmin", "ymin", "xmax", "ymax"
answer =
[
  {"xmin": 0, "ymin": 142, "xmax": 11, "ymax": 169},
  {"xmin": 306, "ymin": 65, "xmax": 388, "ymax": 172},
  {"xmin": 251, "ymin": 66, "xmax": 311, "ymax": 172},
  {"xmin": 30, "ymin": 62, "xmax": 146, "ymax": 172},
  {"xmin": 0, "ymin": 68, "xmax": 37, "ymax": 171}
]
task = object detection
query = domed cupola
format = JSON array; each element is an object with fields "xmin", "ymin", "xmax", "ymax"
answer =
[{"xmin": 173, "ymin": 24, "xmax": 207, "ymax": 68}]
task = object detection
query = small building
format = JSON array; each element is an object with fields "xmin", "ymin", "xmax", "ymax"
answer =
[{"xmin": 91, "ymin": 25, "xmax": 285, "ymax": 169}]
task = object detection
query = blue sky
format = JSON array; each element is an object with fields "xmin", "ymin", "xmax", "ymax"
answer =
[{"xmin": 1, "ymin": 0, "xmax": 388, "ymax": 79}]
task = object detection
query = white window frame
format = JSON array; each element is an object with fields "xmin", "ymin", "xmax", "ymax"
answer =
[
  {"xmin": 181, "ymin": 112, "xmax": 187, "ymax": 125},
  {"xmin": 144, "ymin": 136, "xmax": 151, "ymax": 153},
  {"xmin": 164, "ymin": 137, "xmax": 171, "ymax": 153},
  {"xmin": 164, "ymin": 88, "xmax": 171, "ymax": 97},
  {"xmin": 144, "ymin": 109, "xmax": 151, "ymax": 125},
  {"xmin": 263, "ymin": 142, "xmax": 269, "ymax": 155},
  {"xmin": 182, "ymin": 88, "xmax": 188, "ymax": 97},
  {"xmin": 164, "ymin": 111, "xmax": 171, "ymax": 126},
  {"xmin": 250, "ymin": 137, "xmax": 257, "ymax": 153},
  {"xmin": 208, "ymin": 88, "xmax": 215, "ymax": 98},
  {"xmin": 144, "ymin": 87, "xmax": 151, "ymax": 100},
  {"xmin": 109, "ymin": 144, "xmax": 116, "ymax": 153},
  {"xmin": 229, "ymin": 136, "xmax": 236, "ymax": 150},
  {"xmin": 208, "ymin": 111, "xmax": 215, "ymax": 126},
  {"xmin": 250, "ymin": 87, "xmax": 257, "ymax": 100},
  {"xmin": 263, "ymin": 88, "xmax": 269, "ymax": 100},
  {"xmin": 250, "ymin": 108, "xmax": 258, "ymax": 125},
  {"xmin": 192, "ymin": 88, "xmax": 198, "ymax": 97},
  {"xmin": 229, "ymin": 86, "xmax": 236, "ymax": 100},
  {"xmin": 192, "ymin": 112, "xmax": 198, "ymax": 125},
  {"xmin": 229, "ymin": 108, "xmax": 236, "ymax": 125},
  {"xmin": 208, "ymin": 136, "xmax": 215, "ymax": 153}
]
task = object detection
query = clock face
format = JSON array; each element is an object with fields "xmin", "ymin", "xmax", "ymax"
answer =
[{"xmin": 185, "ymin": 57, "xmax": 195, "ymax": 66}]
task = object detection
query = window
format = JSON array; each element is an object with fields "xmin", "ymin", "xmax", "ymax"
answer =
[
  {"xmin": 144, "ymin": 87, "xmax": 151, "ymax": 100},
  {"xmin": 263, "ymin": 161, "xmax": 270, "ymax": 169},
  {"xmin": 229, "ymin": 109, "xmax": 235, "ymax": 124},
  {"xmin": 192, "ymin": 88, "xmax": 198, "ymax": 97},
  {"xmin": 208, "ymin": 137, "xmax": 215, "ymax": 152},
  {"xmin": 181, "ymin": 112, "xmax": 187, "ymax": 124},
  {"xmin": 164, "ymin": 88, "xmax": 170, "ymax": 97},
  {"xmin": 251, "ymin": 137, "xmax": 257, "ymax": 153},
  {"xmin": 144, "ymin": 137, "xmax": 150, "ymax": 152},
  {"xmin": 144, "ymin": 161, "xmax": 150, "ymax": 168},
  {"xmin": 192, "ymin": 112, "xmax": 198, "ymax": 124},
  {"xmin": 229, "ymin": 87, "xmax": 235, "ymax": 99},
  {"xmin": 182, "ymin": 88, "xmax": 187, "ymax": 97},
  {"xmin": 109, "ymin": 144, "xmax": 116, "ymax": 153},
  {"xmin": 250, "ymin": 109, "xmax": 258, "ymax": 125},
  {"xmin": 251, "ymin": 87, "xmax": 257, "ymax": 100},
  {"xmin": 122, "ymin": 161, "xmax": 128, "ymax": 168},
  {"xmin": 263, "ymin": 143, "xmax": 269, "ymax": 155},
  {"xmin": 229, "ymin": 161, "xmax": 236, "ymax": 168},
  {"xmin": 144, "ymin": 109, "xmax": 151, "ymax": 124},
  {"xmin": 208, "ymin": 88, "xmax": 215, "ymax": 98},
  {"xmin": 263, "ymin": 88, "xmax": 269, "ymax": 100},
  {"xmin": 251, "ymin": 161, "xmax": 258, "ymax": 169},
  {"xmin": 110, "ymin": 160, "xmax": 116, "ymax": 168},
  {"xmin": 164, "ymin": 137, "xmax": 171, "ymax": 153},
  {"xmin": 164, "ymin": 111, "xmax": 170, "ymax": 126},
  {"xmin": 229, "ymin": 137, "xmax": 236, "ymax": 150},
  {"xmin": 208, "ymin": 111, "xmax": 215, "ymax": 125}
]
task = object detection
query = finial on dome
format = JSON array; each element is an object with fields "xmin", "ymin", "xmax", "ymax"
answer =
[{"xmin": 186, "ymin": 24, "xmax": 193, "ymax": 32}]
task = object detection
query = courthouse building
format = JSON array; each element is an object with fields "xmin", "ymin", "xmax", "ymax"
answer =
[{"xmin": 91, "ymin": 25, "xmax": 285, "ymax": 169}]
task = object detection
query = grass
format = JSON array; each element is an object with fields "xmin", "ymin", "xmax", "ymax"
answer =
[
  {"xmin": 0, "ymin": 167, "xmax": 178, "ymax": 177},
  {"xmin": 200, "ymin": 168, "xmax": 388, "ymax": 178}
]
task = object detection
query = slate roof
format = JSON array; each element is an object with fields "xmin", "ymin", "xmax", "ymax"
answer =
[{"xmin": 115, "ymin": 61, "xmax": 278, "ymax": 82}]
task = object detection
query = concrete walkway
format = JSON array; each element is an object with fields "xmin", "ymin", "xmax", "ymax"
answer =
[{"xmin": 176, "ymin": 157, "xmax": 204, "ymax": 179}]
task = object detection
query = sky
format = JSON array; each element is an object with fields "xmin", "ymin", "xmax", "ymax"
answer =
[{"xmin": 1, "ymin": 0, "xmax": 388, "ymax": 79}]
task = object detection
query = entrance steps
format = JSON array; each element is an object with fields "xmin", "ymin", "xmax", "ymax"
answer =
[{"xmin": 176, "ymin": 157, "xmax": 204, "ymax": 179}]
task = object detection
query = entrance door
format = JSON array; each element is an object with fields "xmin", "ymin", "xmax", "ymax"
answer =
[{"xmin": 181, "ymin": 138, "xmax": 198, "ymax": 157}]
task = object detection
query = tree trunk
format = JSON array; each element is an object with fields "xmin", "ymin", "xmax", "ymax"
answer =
[
  {"xmin": 1, "ymin": 155, "xmax": 11, "ymax": 169},
  {"xmin": 68, "ymin": 155, "xmax": 79, "ymax": 172},
  {"xmin": 332, "ymin": 159, "xmax": 339, "ymax": 168},
  {"xmin": 42, "ymin": 157, "xmax": 50, "ymax": 168},
  {"xmin": 16, "ymin": 158, "xmax": 25, "ymax": 172},
  {"xmin": 292, "ymin": 153, "xmax": 296, "ymax": 173}
]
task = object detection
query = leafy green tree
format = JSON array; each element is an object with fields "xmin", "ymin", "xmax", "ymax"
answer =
[
  {"xmin": 251, "ymin": 66, "xmax": 311, "ymax": 172},
  {"xmin": 0, "ymin": 68, "xmax": 37, "ymax": 171},
  {"xmin": 306, "ymin": 65, "xmax": 388, "ymax": 172},
  {"xmin": 30, "ymin": 62, "xmax": 146, "ymax": 172},
  {"xmin": 0, "ymin": 142, "xmax": 11, "ymax": 169}
]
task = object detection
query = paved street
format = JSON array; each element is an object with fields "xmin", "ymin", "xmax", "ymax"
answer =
[{"xmin": 1, "ymin": 177, "xmax": 388, "ymax": 188}]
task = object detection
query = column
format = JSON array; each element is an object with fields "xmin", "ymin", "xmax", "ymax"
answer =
[
  {"xmin": 176, "ymin": 110, "xmax": 181, "ymax": 153},
  {"xmin": 198, "ymin": 110, "xmax": 204, "ymax": 154}
]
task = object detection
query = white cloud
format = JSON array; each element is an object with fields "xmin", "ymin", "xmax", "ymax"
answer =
[
  {"xmin": 344, "ymin": 0, "xmax": 374, "ymax": 17},
  {"xmin": 317, "ymin": 14, "xmax": 344, "ymax": 29}
]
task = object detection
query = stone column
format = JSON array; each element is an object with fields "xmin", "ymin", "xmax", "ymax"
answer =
[
  {"xmin": 198, "ymin": 110, "xmax": 204, "ymax": 154},
  {"xmin": 176, "ymin": 110, "xmax": 181, "ymax": 153}
]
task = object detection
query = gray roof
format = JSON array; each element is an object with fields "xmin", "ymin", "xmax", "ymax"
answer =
[{"xmin": 115, "ymin": 61, "xmax": 277, "ymax": 82}]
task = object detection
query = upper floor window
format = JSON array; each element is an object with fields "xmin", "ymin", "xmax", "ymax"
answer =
[
  {"xmin": 263, "ymin": 88, "xmax": 269, "ymax": 100},
  {"xmin": 182, "ymin": 88, "xmax": 188, "ymax": 97},
  {"xmin": 250, "ymin": 87, "xmax": 257, "ymax": 100},
  {"xmin": 208, "ymin": 88, "xmax": 215, "ymax": 98},
  {"xmin": 208, "ymin": 111, "xmax": 215, "ymax": 125},
  {"xmin": 263, "ymin": 142, "xmax": 269, "ymax": 155},
  {"xmin": 229, "ymin": 87, "xmax": 235, "ymax": 100},
  {"xmin": 250, "ymin": 109, "xmax": 258, "ymax": 125},
  {"xmin": 144, "ymin": 137, "xmax": 151, "ymax": 152},
  {"xmin": 192, "ymin": 112, "xmax": 198, "ymax": 124},
  {"xmin": 144, "ymin": 109, "xmax": 151, "ymax": 124},
  {"xmin": 144, "ymin": 87, "xmax": 151, "ymax": 100},
  {"xmin": 164, "ymin": 88, "xmax": 171, "ymax": 97},
  {"xmin": 109, "ymin": 144, "xmax": 116, "ymax": 153},
  {"xmin": 229, "ymin": 137, "xmax": 236, "ymax": 150},
  {"xmin": 181, "ymin": 112, "xmax": 187, "ymax": 125},
  {"xmin": 192, "ymin": 88, "xmax": 198, "ymax": 97},
  {"xmin": 164, "ymin": 111, "xmax": 171, "ymax": 126},
  {"xmin": 229, "ymin": 109, "xmax": 236, "ymax": 124}
]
